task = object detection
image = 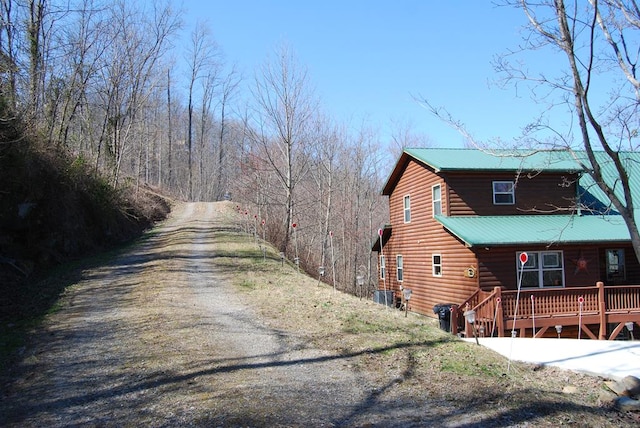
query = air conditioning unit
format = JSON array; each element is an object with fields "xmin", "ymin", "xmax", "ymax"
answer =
[{"xmin": 373, "ymin": 290, "xmax": 394, "ymax": 307}]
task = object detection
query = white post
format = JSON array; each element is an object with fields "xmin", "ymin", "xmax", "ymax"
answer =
[
  {"xmin": 508, "ymin": 251, "xmax": 528, "ymax": 373},
  {"xmin": 293, "ymin": 223, "xmax": 299, "ymax": 272},
  {"xmin": 531, "ymin": 294, "xmax": 536, "ymax": 338},
  {"xmin": 491, "ymin": 298, "xmax": 501, "ymax": 337},
  {"xmin": 578, "ymin": 296, "xmax": 584, "ymax": 340},
  {"xmin": 378, "ymin": 229, "xmax": 387, "ymax": 307},
  {"xmin": 329, "ymin": 231, "xmax": 336, "ymax": 293}
]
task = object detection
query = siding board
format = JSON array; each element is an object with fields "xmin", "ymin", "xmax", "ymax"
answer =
[{"xmin": 446, "ymin": 172, "xmax": 578, "ymax": 216}]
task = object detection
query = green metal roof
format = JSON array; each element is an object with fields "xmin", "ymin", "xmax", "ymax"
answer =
[
  {"xmin": 434, "ymin": 214, "xmax": 631, "ymax": 247},
  {"xmin": 578, "ymin": 152, "xmax": 640, "ymax": 219},
  {"xmin": 403, "ymin": 148, "xmax": 585, "ymax": 172},
  {"xmin": 390, "ymin": 149, "xmax": 640, "ymax": 214}
]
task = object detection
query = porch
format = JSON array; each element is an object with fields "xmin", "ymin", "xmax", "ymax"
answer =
[{"xmin": 451, "ymin": 282, "xmax": 640, "ymax": 340}]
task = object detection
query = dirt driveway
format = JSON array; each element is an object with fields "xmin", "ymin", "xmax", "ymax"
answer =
[{"xmin": 0, "ymin": 203, "xmax": 437, "ymax": 426}]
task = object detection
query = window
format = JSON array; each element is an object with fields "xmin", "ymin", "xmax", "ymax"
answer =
[
  {"xmin": 403, "ymin": 195, "xmax": 411, "ymax": 223},
  {"xmin": 432, "ymin": 254, "xmax": 442, "ymax": 277},
  {"xmin": 432, "ymin": 184, "xmax": 442, "ymax": 216},
  {"xmin": 396, "ymin": 255, "xmax": 404, "ymax": 282},
  {"xmin": 380, "ymin": 255, "xmax": 386, "ymax": 279},
  {"xmin": 606, "ymin": 249, "xmax": 626, "ymax": 282},
  {"xmin": 517, "ymin": 251, "xmax": 564, "ymax": 287},
  {"xmin": 493, "ymin": 181, "xmax": 515, "ymax": 205}
]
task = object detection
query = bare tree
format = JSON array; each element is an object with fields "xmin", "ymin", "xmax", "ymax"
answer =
[
  {"xmin": 388, "ymin": 117, "xmax": 432, "ymax": 159},
  {"xmin": 196, "ymin": 70, "xmax": 215, "ymax": 200},
  {"xmin": 185, "ymin": 21, "xmax": 220, "ymax": 200},
  {"xmin": 97, "ymin": 0, "xmax": 179, "ymax": 187},
  {"xmin": 0, "ymin": 0, "xmax": 19, "ymax": 110},
  {"xmin": 299, "ymin": 115, "xmax": 341, "ymax": 283},
  {"xmin": 497, "ymin": 0, "xmax": 640, "ymax": 262},
  {"xmin": 214, "ymin": 64, "xmax": 241, "ymax": 200},
  {"xmin": 47, "ymin": 0, "xmax": 110, "ymax": 149},
  {"xmin": 26, "ymin": 0, "xmax": 45, "ymax": 123},
  {"xmin": 424, "ymin": 1, "xmax": 640, "ymax": 263},
  {"xmin": 248, "ymin": 44, "xmax": 318, "ymax": 254},
  {"xmin": 166, "ymin": 67, "xmax": 174, "ymax": 189}
]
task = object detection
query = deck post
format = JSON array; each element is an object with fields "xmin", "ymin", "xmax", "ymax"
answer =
[
  {"xmin": 494, "ymin": 286, "xmax": 504, "ymax": 338},
  {"xmin": 464, "ymin": 303, "xmax": 473, "ymax": 338},
  {"xmin": 597, "ymin": 281, "xmax": 606, "ymax": 340},
  {"xmin": 450, "ymin": 305, "xmax": 458, "ymax": 335}
]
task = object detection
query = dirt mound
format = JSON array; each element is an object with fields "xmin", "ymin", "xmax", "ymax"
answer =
[{"xmin": 0, "ymin": 140, "xmax": 171, "ymax": 321}]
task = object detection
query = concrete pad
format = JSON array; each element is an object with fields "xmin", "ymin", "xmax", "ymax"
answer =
[{"xmin": 463, "ymin": 337, "xmax": 640, "ymax": 381}]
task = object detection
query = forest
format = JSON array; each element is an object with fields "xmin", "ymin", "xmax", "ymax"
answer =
[{"xmin": 0, "ymin": 0, "xmax": 408, "ymax": 296}]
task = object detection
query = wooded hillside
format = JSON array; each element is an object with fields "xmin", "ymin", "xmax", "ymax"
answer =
[{"xmin": 0, "ymin": 1, "xmax": 399, "ymax": 300}]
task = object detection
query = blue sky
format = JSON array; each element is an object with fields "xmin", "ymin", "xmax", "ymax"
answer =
[{"xmin": 178, "ymin": 1, "xmax": 558, "ymax": 149}]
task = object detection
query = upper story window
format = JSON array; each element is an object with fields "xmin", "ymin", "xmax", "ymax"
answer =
[
  {"xmin": 493, "ymin": 181, "xmax": 515, "ymax": 205},
  {"xmin": 517, "ymin": 251, "xmax": 564, "ymax": 287},
  {"xmin": 432, "ymin": 184, "xmax": 442, "ymax": 216},
  {"xmin": 606, "ymin": 249, "xmax": 626, "ymax": 282},
  {"xmin": 403, "ymin": 195, "xmax": 411, "ymax": 223},
  {"xmin": 396, "ymin": 255, "xmax": 404, "ymax": 282}
]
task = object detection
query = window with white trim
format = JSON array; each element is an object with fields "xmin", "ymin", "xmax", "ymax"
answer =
[
  {"xmin": 396, "ymin": 255, "xmax": 404, "ymax": 282},
  {"xmin": 432, "ymin": 254, "xmax": 442, "ymax": 277},
  {"xmin": 380, "ymin": 255, "xmax": 386, "ymax": 279},
  {"xmin": 606, "ymin": 249, "xmax": 626, "ymax": 282},
  {"xmin": 403, "ymin": 195, "xmax": 411, "ymax": 223},
  {"xmin": 432, "ymin": 184, "xmax": 442, "ymax": 216},
  {"xmin": 493, "ymin": 181, "xmax": 515, "ymax": 205},
  {"xmin": 517, "ymin": 251, "xmax": 564, "ymax": 287}
]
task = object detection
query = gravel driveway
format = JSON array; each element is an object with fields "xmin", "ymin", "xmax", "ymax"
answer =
[{"xmin": 0, "ymin": 202, "xmax": 437, "ymax": 427}]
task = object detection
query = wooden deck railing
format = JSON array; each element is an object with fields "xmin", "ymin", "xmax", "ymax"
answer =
[{"xmin": 453, "ymin": 282, "xmax": 640, "ymax": 340}]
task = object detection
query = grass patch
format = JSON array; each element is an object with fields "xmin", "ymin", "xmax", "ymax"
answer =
[
  {"xmin": 238, "ymin": 279, "xmax": 257, "ymax": 290},
  {"xmin": 340, "ymin": 313, "xmax": 381, "ymax": 334}
]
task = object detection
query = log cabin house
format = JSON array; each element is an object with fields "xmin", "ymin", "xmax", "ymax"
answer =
[{"xmin": 373, "ymin": 148, "xmax": 640, "ymax": 340}]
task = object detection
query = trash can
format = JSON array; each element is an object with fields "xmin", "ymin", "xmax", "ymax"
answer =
[{"xmin": 433, "ymin": 303, "xmax": 455, "ymax": 333}]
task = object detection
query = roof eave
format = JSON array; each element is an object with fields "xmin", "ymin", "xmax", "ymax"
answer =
[{"xmin": 475, "ymin": 239, "xmax": 631, "ymax": 247}]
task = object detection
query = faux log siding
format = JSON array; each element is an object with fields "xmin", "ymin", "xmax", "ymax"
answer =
[
  {"xmin": 477, "ymin": 246, "xmax": 601, "ymax": 291},
  {"xmin": 445, "ymin": 172, "xmax": 579, "ymax": 216},
  {"xmin": 380, "ymin": 159, "xmax": 480, "ymax": 318},
  {"xmin": 623, "ymin": 246, "xmax": 640, "ymax": 283}
]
